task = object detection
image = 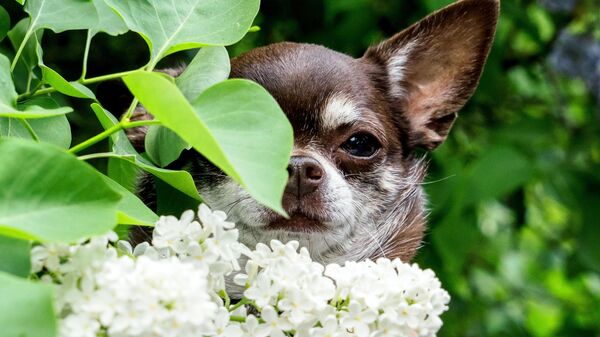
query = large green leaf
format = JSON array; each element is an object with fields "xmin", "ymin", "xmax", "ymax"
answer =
[
  {"xmin": 101, "ymin": 175, "xmax": 158, "ymax": 226},
  {"xmin": 0, "ymin": 139, "xmax": 121, "ymax": 242},
  {"xmin": 91, "ymin": 103, "xmax": 201, "ymax": 200},
  {"xmin": 104, "ymin": 0, "xmax": 259, "ymax": 65},
  {"xmin": 176, "ymin": 46, "xmax": 230, "ymax": 101},
  {"xmin": 143, "ymin": 46, "xmax": 232, "ymax": 166},
  {"xmin": 90, "ymin": 0, "xmax": 128, "ymax": 36},
  {"xmin": 124, "ymin": 72, "xmax": 292, "ymax": 214},
  {"xmin": 0, "ymin": 235, "xmax": 30, "ymax": 277},
  {"xmin": 0, "ymin": 272, "xmax": 56, "ymax": 337},
  {"xmin": 24, "ymin": 0, "xmax": 98, "ymax": 33}
]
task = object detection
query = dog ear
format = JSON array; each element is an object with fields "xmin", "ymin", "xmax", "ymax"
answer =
[{"xmin": 363, "ymin": 0, "xmax": 499, "ymax": 150}]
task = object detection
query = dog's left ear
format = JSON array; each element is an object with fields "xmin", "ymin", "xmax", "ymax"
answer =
[{"xmin": 363, "ymin": 0, "xmax": 500, "ymax": 150}]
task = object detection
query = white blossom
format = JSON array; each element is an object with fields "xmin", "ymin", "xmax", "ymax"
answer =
[{"xmin": 32, "ymin": 203, "xmax": 450, "ymax": 337}]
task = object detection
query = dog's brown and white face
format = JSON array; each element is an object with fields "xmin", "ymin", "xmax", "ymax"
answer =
[{"xmin": 133, "ymin": 0, "xmax": 499, "ymax": 264}]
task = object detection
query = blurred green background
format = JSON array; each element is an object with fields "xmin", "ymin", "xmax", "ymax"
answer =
[{"xmin": 3, "ymin": 0, "xmax": 599, "ymax": 336}]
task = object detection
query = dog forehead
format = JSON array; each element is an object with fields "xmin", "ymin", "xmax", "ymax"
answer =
[{"xmin": 230, "ymin": 42, "xmax": 378, "ymax": 137}]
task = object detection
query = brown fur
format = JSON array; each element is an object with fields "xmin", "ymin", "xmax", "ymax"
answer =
[{"xmin": 128, "ymin": 0, "xmax": 500, "ymax": 263}]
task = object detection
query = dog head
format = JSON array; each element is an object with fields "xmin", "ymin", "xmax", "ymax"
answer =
[{"xmin": 131, "ymin": 0, "xmax": 499, "ymax": 264}]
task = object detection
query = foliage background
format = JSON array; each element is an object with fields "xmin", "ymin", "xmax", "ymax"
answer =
[{"xmin": 2, "ymin": 0, "xmax": 599, "ymax": 336}]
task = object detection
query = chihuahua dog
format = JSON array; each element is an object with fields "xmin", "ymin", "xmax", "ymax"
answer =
[{"xmin": 127, "ymin": 0, "xmax": 499, "ymax": 264}]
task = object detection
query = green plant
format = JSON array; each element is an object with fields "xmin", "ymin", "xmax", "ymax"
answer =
[{"xmin": 0, "ymin": 1, "xmax": 293, "ymax": 335}]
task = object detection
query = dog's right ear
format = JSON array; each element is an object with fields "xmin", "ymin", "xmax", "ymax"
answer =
[{"xmin": 363, "ymin": 0, "xmax": 500, "ymax": 150}]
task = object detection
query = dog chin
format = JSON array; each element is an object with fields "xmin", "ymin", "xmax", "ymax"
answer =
[
  {"xmin": 242, "ymin": 221, "xmax": 351, "ymax": 263},
  {"xmin": 265, "ymin": 213, "xmax": 329, "ymax": 233}
]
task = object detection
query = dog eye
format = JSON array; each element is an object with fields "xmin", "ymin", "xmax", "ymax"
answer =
[{"xmin": 341, "ymin": 133, "xmax": 381, "ymax": 158}]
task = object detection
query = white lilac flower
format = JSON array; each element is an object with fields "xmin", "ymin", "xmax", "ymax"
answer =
[
  {"xmin": 59, "ymin": 314, "xmax": 101, "ymax": 337},
  {"xmin": 146, "ymin": 205, "xmax": 244, "ymax": 292},
  {"xmin": 30, "ymin": 242, "xmax": 70, "ymax": 273},
  {"xmin": 238, "ymin": 240, "xmax": 336, "ymax": 328},
  {"xmin": 308, "ymin": 316, "xmax": 343, "ymax": 337},
  {"xmin": 32, "ymin": 204, "xmax": 450, "ymax": 337},
  {"xmin": 339, "ymin": 301, "xmax": 377, "ymax": 337},
  {"xmin": 152, "ymin": 209, "xmax": 203, "ymax": 254},
  {"xmin": 325, "ymin": 258, "xmax": 450, "ymax": 337},
  {"xmin": 211, "ymin": 307, "xmax": 244, "ymax": 337},
  {"xmin": 255, "ymin": 306, "xmax": 294, "ymax": 337},
  {"xmin": 57, "ymin": 252, "xmax": 217, "ymax": 337},
  {"xmin": 241, "ymin": 315, "xmax": 262, "ymax": 336}
]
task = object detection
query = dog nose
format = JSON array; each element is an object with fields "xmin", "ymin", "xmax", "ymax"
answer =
[{"xmin": 286, "ymin": 156, "xmax": 325, "ymax": 198}]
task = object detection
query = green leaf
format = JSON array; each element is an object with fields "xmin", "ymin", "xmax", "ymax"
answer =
[
  {"xmin": 0, "ymin": 106, "xmax": 73, "ymax": 119},
  {"xmin": 107, "ymin": 157, "xmax": 139, "ymax": 193},
  {"xmin": 0, "ymin": 5, "xmax": 9, "ymax": 42},
  {"xmin": 176, "ymin": 46, "xmax": 230, "ymax": 101},
  {"xmin": 91, "ymin": 103, "xmax": 201, "ymax": 200},
  {"xmin": 0, "ymin": 107, "xmax": 72, "ymax": 149},
  {"xmin": 145, "ymin": 125, "xmax": 189, "ymax": 167},
  {"xmin": 0, "ymin": 55, "xmax": 18, "ymax": 111},
  {"xmin": 0, "ymin": 55, "xmax": 72, "ymax": 118},
  {"xmin": 0, "ymin": 235, "xmax": 30, "ymax": 277},
  {"xmin": 0, "ymin": 139, "xmax": 121, "ymax": 242},
  {"xmin": 9, "ymin": 96, "xmax": 72, "ymax": 148},
  {"xmin": 156, "ymin": 178, "xmax": 201, "ymax": 216},
  {"xmin": 124, "ymin": 73, "xmax": 292, "ymax": 214},
  {"xmin": 101, "ymin": 174, "xmax": 158, "ymax": 226},
  {"xmin": 0, "ymin": 116, "xmax": 72, "ymax": 148},
  {"xmin": 7, "ymin": 18, "xmax": 43, "ymax": 75},
  {"xmin": 90, "ymin": 0, "xmax": 128, "ymax": 36},
  {"xmin": 41, "ymin": 65, "xmax": 96, "ymax": 99},
  {"xmin": 24, "ymin": 0, "xmax": 98, "ymax": 33},
  {"xmin": 104, "ymin": 0, "xmax": 259, "ymax": 65},
  {"xmin": 0, "ymin": 272, "xmax": 57, "ymax": 337}
]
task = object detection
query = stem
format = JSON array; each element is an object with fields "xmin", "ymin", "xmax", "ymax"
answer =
[
  {"xmin": 25, "ymin": 71, "xmax": 33, "ymax": 93},
  {"xmin": 77, "ymin": 152, "xmax": 117, "ymax": 161},
  {"xmin": 10, "ymin": 27, "xmax": 34, "ymax": 72},
  {"xmin": 17, "ymin": 69, "xmax": 141, "ymax": 101},
  {"xmin": 80, "ymin": 31, "xmax": 93, "ymax": 80},
  {"xmin": 229, "ymin": 316, "xmax": 246, "ymax": 323},
  {"xmin": 69, "ymin": 124, "xmax": 122, "ymax": 154},
  {"xmin": 121, "ymin": 98, "xmax": 139, "ymax": 121},
  {"xmin": 229, "ymin": 299, "xmax": 250, "ymax": 312},
  {"xmin": 17, "ymin": 119, "xmax": 39, "ymax": 141},
  {"xmin": 219, "ymin": 290, "xmax": 231, "ymax": 308},
  {"xmin": 126, "ymin": 120, "xmax": 161, "ymax": 128},
  {"xmin": 82, "ymin": 69, "xmax": 140, "ymax": 85},
  {"xmin": 68, "ymin": 119, "xmax": 161, "ymax": 154}
]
